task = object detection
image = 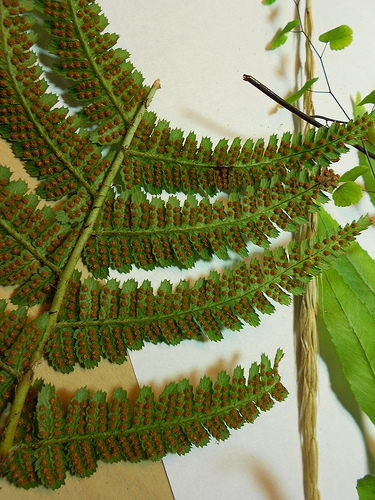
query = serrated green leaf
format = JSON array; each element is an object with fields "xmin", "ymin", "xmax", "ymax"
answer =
[
  {"xmin": 318, "ymin": 211, "xmax": 375, "ymax": 425},
  {"xmin": 319, "ymin": 25, "xmax": 353, "ymax": 50},
  {"xmin": 320, "ymin": 269, "xmax": 375, "ymax": 424},
  {"xmin": 359, "ymin": 91, "xmax": 375, "ymax": 106},
  {"xmin": 266, "ymin": 20, "xmax": 299, "ymax": 50},
  {"xmin": 357, "ymin": 474, "xmax": 375, "ymax": 500},
  {"xmin": 340, "ymin": 165, "xmax": 370, "ymax": 182},
  {"xmin": 332, "ymin": 182, "xmax": 363, "ymax": 206},
  {"xmin": 318, "ymin": 209, "xmax": 375, "ymax": 317},
  {"xmin": 286, "ymin": 78, "xmax": 319, "ymax": 104}
]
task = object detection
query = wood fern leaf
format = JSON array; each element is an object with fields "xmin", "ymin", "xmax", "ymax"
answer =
[
  {"xmin": 0, "ymin": 165, "xmax": 78, "ymax": 305},
  {"xmin": 0, "ymin": 301, "xmax": 48, "ymax": 373},
  {"xmin": 3, "ymin": 350, "xmax": 287, "ymax": 489},
  {"xmin": 123, "ymin": 114, "xmax": 373, "ymax": 196},
  {"xmin": 36, "ymin": 0, "xmax": 149, "ymax": 137},
  {"xmin": 0, "ymin": 30, "xmax": 86, "ymax": 201},
  {"xmin": 0, "ymin": 0, "xmax": 373, "ymax": 491},
  {"xmin": 0, "ymin": 0, "xmax": 144, "ymax": 202},
  {"xmin": 83, "ymin": 169, "xmax": 334, "ymax": 277},
  {"xmin": 46, "ymin": 217, "xmax": 370, "ymax": 372}
]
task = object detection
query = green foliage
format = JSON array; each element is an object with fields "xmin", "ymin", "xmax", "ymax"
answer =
[
  {"xmin": 3, "ymin": 351, "xmax": 288, "ymax": 489},
  {"xmin": 332, "ymin": 181, "xmax": 363, "ymax": 207},
  {"xmin": 266, "ymin": 19, "xmax": 299, "ymax": 50},
  {"xmin": 352, "ymin": 93, "xmax": 375, "ymax": 207},
  {"xmin": 358, "ymin": 91, "xmax": 375, "ymax": 106},
  {"xmin": 286, "ymin": 78, "xmax": 319, "ymax": 105},
  {"xmin": 318, "ymin": 210, "xmax": 375, "ymax": 425},
  {"xmin": 357, "ymin": 474, "xmax": 375, "ymax": 500},
  {"xmin": 332, "ymin": 165, "xmax": 369, "ymax": 207},
  {"xmin": 340, "ymin": 165, "xmax": 370, "ymax": 182},
  {"xmin": 0, "ymin": 0, "xmax": 373, "ymax": 491},
  {"xmin": 318, "ymin": 25, "xmax": 353, "ymax": 50}
]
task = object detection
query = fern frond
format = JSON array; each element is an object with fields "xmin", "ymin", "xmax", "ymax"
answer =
[
  {"xmin": 1, "ymin": 0, "xmax": 373, "ymax": 208},
  {"xmin": 0, "ymin": 369, "xmax": 15, "ymax": 414},
  {"xmin": 122, "ymin": 113, "xmax": 375, "ymax": 196},
  {"xmin": 36, "ymin": 0, "xmax": 149, "ymax": 135},
  {"xmin": 0, "ymin": 300, "xmax": 49, "ymax": 377},
  {"xmin": 0, "ymin": 0, "xmax": 129, "ymax": 200},
  {"xmin": 83, "ymin": 168, "xmax": 335, "ymax": 277},
  {"xmin": 3, "ymin": 350, "xmax": 287, "ymax": 489},
  {"xmin": 46, "ymin": 218, "xmax": 370, "ymax": 372},
  {"xmin": 0, "ymin": 0, "xmax": 372, "ymax": 491},
  {"xmin": 0, "ymin": 165, "xmax": 80, "ymax": 305}
]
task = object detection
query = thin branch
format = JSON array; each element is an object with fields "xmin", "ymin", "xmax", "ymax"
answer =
[
  {"xmin": 292, "ymin": 0, "xmax": 349, "ymax": 120},
  {"xmin": 243, "ymin": 74, "xmax": 375, "ymax": 160}
]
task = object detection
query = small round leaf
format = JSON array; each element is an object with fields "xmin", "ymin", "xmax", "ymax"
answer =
[
  {"xmin": 319, "ymin": 25, "xmax": 353, "ymax": 50},
  {"xmin": 333, "ymin": 182, "xmax": 363, "ymax": 207}
]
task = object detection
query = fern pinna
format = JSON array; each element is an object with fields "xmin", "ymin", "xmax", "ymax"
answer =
[
  {"xmin": 3, "ymin": 351, "xmax": 287, "ymax": 489},
  {"xmin": 0, "ymin": 0, "xmax": 373, "ymax": 490}
]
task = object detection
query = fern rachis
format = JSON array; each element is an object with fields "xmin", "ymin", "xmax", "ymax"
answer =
[{"xmin": 0, "ymin": 0, "xmax": 373, "ymax": 490}]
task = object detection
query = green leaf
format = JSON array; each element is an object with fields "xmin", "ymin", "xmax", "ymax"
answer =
[
  {"xmin": 47, "ymin": 219, "xmax": 370, "ymax": 371},
  {"xmin": 4, "ymin": 354, "xmax": 288, "ymax": 489},
  {"xmin": 332, "ymin": 244, "xmax": 375, "ymax": 317},
  {"xmin": 340, "ymin": 165, "xmax": 370, "ymax": 182},
  {"xmin": 319, "ymin": 25, "xmax": 353, "ymax": 50},
  {"xmin": 357, "ymin": 474, "xmax": 375, "ymax": 500},
  {"xmin": 127, "ymin": 112, "xmax": 374, "ymax": 197},
  {"xmin": 266, "ymin": 20, "xmax": 299, "ymax": 50},
  {"xmin": 359, "ymin": 91, "xmax": 375, "ymax": 106},
  {"xmin": 318, "ymin": 210, "xmax": 375, "ymax": 425},
  {"xmin": 332, "ymin": 182, "xmax": 363, "ymax": 206},
  {"xmin": 320, "ymin": 269, "xmax": 375, "ymax": 424},
  {"xmin": 262, "ymin": 0, "xmax": 277, "ymax": 4},
  {"xmin": 351, "ymin": 93, "xmax": 375, "ymax": 209},
  {"xmin": 286, "ymin": 78, "xmax": 319, "ymax": 105},
  {"xmin": 352, "ymin": 93, "xmax": 375, "ymax": 144}
]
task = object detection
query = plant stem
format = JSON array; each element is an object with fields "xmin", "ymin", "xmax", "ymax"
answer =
[
  {"xmin": 0, "ymin": 80, "xmax": 161, "ymax": 463},
  {"xmin": 242, "ymin": 74, "xmax": 375, "ymax": 161},
  {"xmin": 294, "ymin": 2, "xmax": 320, "ymax": 499}
]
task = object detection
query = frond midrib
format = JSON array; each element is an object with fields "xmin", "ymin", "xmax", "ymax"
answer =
[
  {"xmin": 10, "ymin": 377, "xmax": 280, "ymax": 454},
  {"xmin": 54, "ymin": 238, "xmax": 332, "ymax": 330},
  {"xmin": 64, "ymin": 0, "xmax": 133, "ymax": 126},
  {"xmin": 90, "ymin": 182, "xmax": 321, "ymax": 240},
  {"xmin": 0, "ymin": 216, "xmax": 63, "ymax": 276},
  {"xmin": 0, "ymin": 3, "xmax": 96, "ymax": 196}
]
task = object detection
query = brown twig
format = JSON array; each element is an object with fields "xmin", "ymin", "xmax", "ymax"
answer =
[{"xmin": 243, "ymin": 73, "xmax": 375, "ymax": 160}]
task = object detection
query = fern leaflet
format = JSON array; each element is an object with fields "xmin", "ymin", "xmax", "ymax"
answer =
[{"xmin": 3, "ymin": 350, "xmax": 287, "ymax": 490}]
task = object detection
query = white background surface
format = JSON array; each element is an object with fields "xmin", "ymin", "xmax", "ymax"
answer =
[{"xmin": 99, "ymin": 1, "xmax": 375, "ymax": 498}]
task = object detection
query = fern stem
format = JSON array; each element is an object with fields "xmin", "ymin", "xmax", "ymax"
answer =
[
  {"xmin": 0, "ymin": 360, "xmax": 21, "ymax": 381},
  {"xmin": 0, "ymin": 80, "xmax": 161, "ymax": 462},
  {"xmin": 0, "ymin": 369, "xmax": 32, "ymax": 462},
  {"xmin": 294, "ymin": 1, "xmax": 321, "ymax": 499}
]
